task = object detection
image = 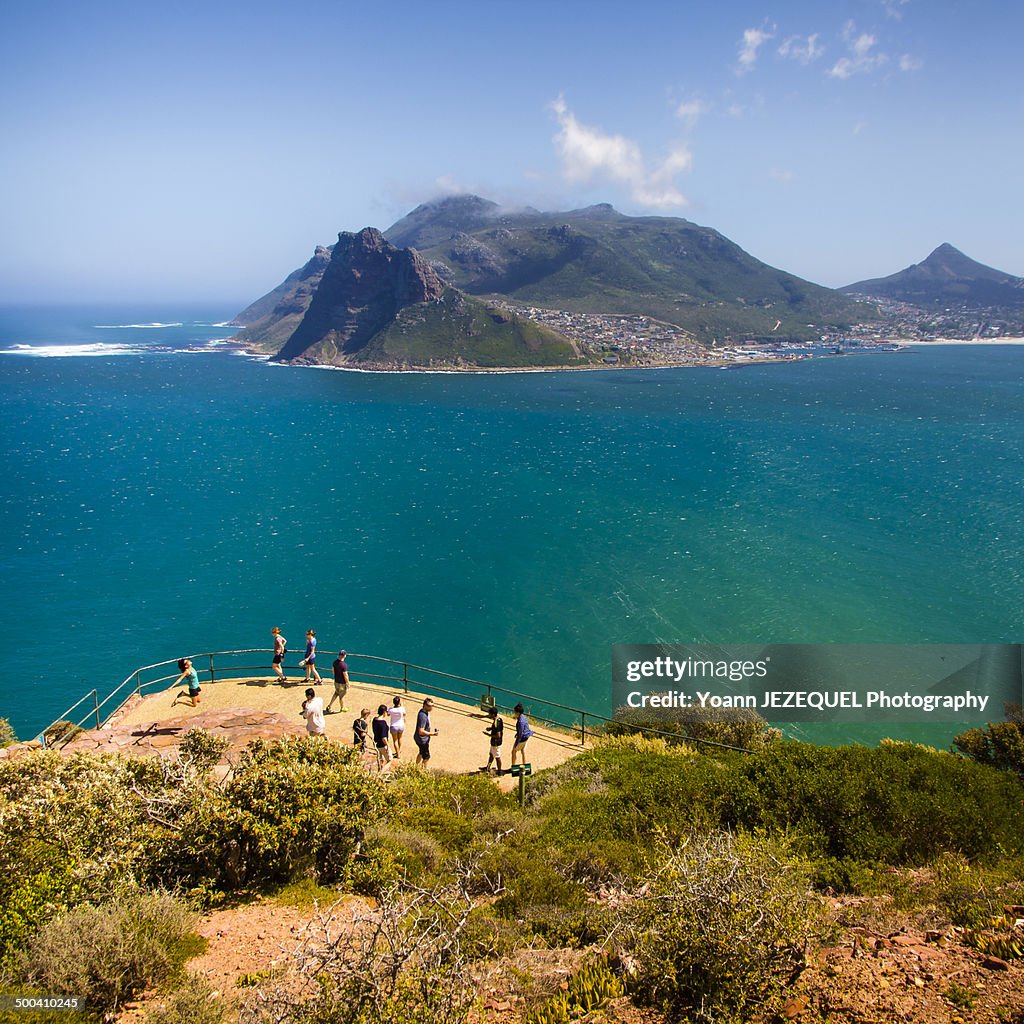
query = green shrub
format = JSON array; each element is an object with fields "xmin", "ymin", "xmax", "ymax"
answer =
[
  {"xmin": 954, "ymin": 714, "xmax": 1024, "ymax": 780},
  {"xmin": 346, "ymin": 845, "xmax": 404, "ymax": 898},
  {"xmin": 460, "ymin": 906, "xmax": 527, "ymax": 958},
  {"xmin": 387, "ymin": 769, "xmax": 509, "ymax": 820},
  {"xmin": 25, "ymin": 893, "xmax": 202, "ymax": 1014},
  {"xmin": 146, "ymin": 975, "xmax": 226, "ymax": 1024},
  {"xmin": 927, "ymin": 852, "xmax": 1024, "ymax": 929},
  {"xmin": 619, "ymin": 831, "xmax": 816, "ymax": 1023},
  {"xmin": 41, "ymin": 721, "xmax": 84, "ymax": 747},
  {"xmin": 530, "ymin": 745, "xmax": 730, "ymax": 849},
  {"xmin": 0, "ymin": 751, "xmax": 177, "ymax": 965},
  {"xmin": 723, "ymin": 741, "xmax": 1024, "ymax": 871},
  {"xmin": 607, "ymin": 704, "xmax": 780, "ymax": 751},
  {"xmin": 163, "ymin": 737, "xmax": 385, "ymax": 890},
  {"xmin": 526, "ymin": 959, "xmax": 625, "ymax": 1024},
  {"xmin": 0, "ymin": 718, "xmax": 16, "ymax": 748},
  {"xmin": 177, "ymin": 729, "xmax": 230, "ymax": 771}
]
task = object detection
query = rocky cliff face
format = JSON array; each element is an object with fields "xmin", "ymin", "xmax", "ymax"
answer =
[{"xmin": 273, "ymin": 228, "xmax": 445, "ymax": 364}]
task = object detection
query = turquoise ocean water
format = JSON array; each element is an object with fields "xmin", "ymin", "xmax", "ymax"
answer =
[{"xmin": 1, "ymin": 305, "xmax": 1022, "ymax": 744}]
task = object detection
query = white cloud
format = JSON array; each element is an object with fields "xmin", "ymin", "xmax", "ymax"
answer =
[
  {"xmin": 778, "ymin": 33, "xmax": 824, "ymax": 65},
  {"xmin": 881, "ymin": 0, "xmax": 910, "ymax": 19},
  {"xmin": 769, "ymin": 169, "xmax": 795, "ymax": 184},
  {"xmin": 899, "ymin": 53, "xmax": 924, "ymax": 72},
  {"xmin": 675, "ymin": 98, "xmax": 709, "ymax": 128},
  {"xmin": 829, "ymin": 22, "xmax": 888, "ymax": 79},
  {"xmin": 549, "ymin": 96, "xmax": 691, "ymax": 209},
  {"xmin": 737, "ymin": 27, "xmax": 775, "ymax": 74}
]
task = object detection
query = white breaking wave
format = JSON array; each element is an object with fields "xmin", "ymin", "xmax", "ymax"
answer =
[
  {"xmin": 94, "ymin": 322, "xmax": 184, "ymax": 329},
  {"xmin": 0, "ymin": 342, "xmax": 151, "ymax": 357}
]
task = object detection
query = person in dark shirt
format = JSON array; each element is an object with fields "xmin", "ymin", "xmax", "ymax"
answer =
[
  {"xmin": 480, "ymin": 705, "xmax": 504, "ymax": 774},
  {"xmin": 372, "ymin": 704, "xmax": 392, "ymax": 770},
  {"xmin": 328, "ymin": 650, "xmax": 350, "ymax": 713},
  {"xmin": 353, "ymin": 708, "xmax": 370, "ymax": 752},
  {"xmin": 415, "ymin": 697, "xmax": 438, "ymax": 767}
]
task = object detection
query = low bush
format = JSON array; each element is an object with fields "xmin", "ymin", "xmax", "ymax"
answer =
[
  {"xmin": 0, "ymin": 750, "xmax": 175, "ymax": 965},
  {"xmin": 0, "ymin": 718, "xmax": 16, "ymax": 747},
  {"xmin": 954, "ymin": 709, "xmax": 1024, "ymax": 780},
  {"xmin": 24, "ymin": 892, "xmax": 202, "ymax": 1014},
  {"xmin": 162, "ymin": 737, "xmax": 385, "ymax": 890},
  {"xmin": 526, "ymin": 958, "xmax": 624, "ymax": 1024},
  {"xmin": 724, "ymin": 741, "xmax": 1024, "ymax": 870},
  {"xmin": 619, "ymin": 831, "xmax": 816, "ymax": 1023},
  {"xmin": 146, "ymin": 975, "xmax": 226, "ymax": 1024},
  {"xmin": 607, "ymin": 704, "xmax": 780, "ymax": 751}
]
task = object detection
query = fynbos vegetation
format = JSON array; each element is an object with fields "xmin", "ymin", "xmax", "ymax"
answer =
[{"xmin": 1, "ymin": 727, "xmax": 1023, "ymax": 1022}]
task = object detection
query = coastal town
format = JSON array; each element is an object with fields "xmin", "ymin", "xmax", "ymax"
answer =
[
  {"xmin": 502, "ymin": 297, "xmax": 1024, "ymax": 369},
  {"xmin": 503, "ymin": 302, "xmax": 906, "ymax": 367}
]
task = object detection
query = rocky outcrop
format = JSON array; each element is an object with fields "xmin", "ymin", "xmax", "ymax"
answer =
[{"xmin": 273, "ymin": 228, "xmax": 445, "ymax": 364}]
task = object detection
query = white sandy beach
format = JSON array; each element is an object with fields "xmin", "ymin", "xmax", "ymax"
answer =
[{"xmin": 898, "ymin": 337, "xmax": 1024, "ymax": 346}]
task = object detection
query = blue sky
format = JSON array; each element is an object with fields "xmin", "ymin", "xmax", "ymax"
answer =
[{"xmin": 1, "ymin": 0, "xmax": 1021, "ymax": 304}]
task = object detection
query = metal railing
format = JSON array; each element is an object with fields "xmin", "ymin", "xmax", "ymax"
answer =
[{"xmin": 38, "ymin": 648, "xmax": 753, "ymax": 754}]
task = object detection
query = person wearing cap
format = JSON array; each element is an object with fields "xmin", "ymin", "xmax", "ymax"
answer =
[
  {"xmin": 327, "ymin": 650, "xmax": 350, "ymax": 713},
  {"xmin": 414, "ymin": 697, "xmax": 438, "ymax": 767}
]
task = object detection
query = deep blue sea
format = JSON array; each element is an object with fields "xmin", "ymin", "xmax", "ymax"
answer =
[{"xmin": 2, "ymin": 304, "xmax": 1022, "ymax": 746}]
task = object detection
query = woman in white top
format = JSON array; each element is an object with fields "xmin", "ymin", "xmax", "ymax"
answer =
[{"xmin": 388, "ymin": 695, "xmax": 406, "ymax": 758}]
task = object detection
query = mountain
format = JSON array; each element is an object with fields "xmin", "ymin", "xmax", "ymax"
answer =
[
  {"xmin": 385, "ymin": 194, "xmax": 510, "ymax": 250},
  {"xmin": 841, "ymin": 244, "xmax": 1024, "ymax": 309},
  {"xmin": 232, "ymin": 195, "xmax": 871, "ymax": 367},
  {"xmin": 269, "ymin": 227, "xmax": 581, "ymax": 369},
  {"xmin": 232, "ymin": 245, "xmax": 332, "ymax": 350},
  {"xmin": 383, "ymin": 197, "xmax": 863, "ymax": 343}
]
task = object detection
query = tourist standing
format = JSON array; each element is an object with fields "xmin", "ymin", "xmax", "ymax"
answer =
[
  {"xmin": 302, "ymin": 687, "xmax": 325, "ymax": 736},
  {"xmin": 480, "ymin": 705, "xmax": 504, "ymax": 774},
  {"xmin": 327, "ymin": 650, "xmax": 350, "ymax": 712},
  {"xmin": 170, "ymin": 658, "xmax": 201, "ymax": 707},
  {"xmin": 271, "ymin": 627, "xmax": 288, "ymax": 683},
  {"xmin": 388, "ymin": 695, "xmax": 406, "ymax": 758},
  {"xmin": 372, "ymin": 704, "xmax": 392, "ymax": 770},
  {"xmin": 353, "ymin": 708, "xmax": 370, "ymax": 751},
  {"xmin": 511, "ymin": 703, "xmax": 533, "ymax": 766},
  {"xmin": 301, "ymin": 629, "xmax": 322, "ymax": 684},
  {"xmin": 414, "ymin": 697, "xmax": 438, "ymax": 767}
]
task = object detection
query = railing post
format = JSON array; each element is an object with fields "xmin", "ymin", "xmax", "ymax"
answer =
[
  {"xmin": 94, "ymin": 690, "xmax": 100, "ymax": 729},
  {"xmin": 581, "ymin": 712, "xmax": 586, "ymax": 746},
  {"xmin": 209, "ymin": 654, "xmax": 216, "ymax": 684},
  {"xmin": 135, "ymin": 670, "xmax": 142, "ymax": 696},
  {"xmin": 403, "ymin": 662, "xmax": 409, "ymax": 694}
]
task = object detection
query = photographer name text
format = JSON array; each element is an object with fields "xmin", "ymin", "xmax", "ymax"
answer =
[{"xmin": 625, "ymin": 690, "xmax": 990, "ymax": 714}]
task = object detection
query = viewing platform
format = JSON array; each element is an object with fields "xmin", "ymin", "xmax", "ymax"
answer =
[{"xmin": 40, "ymin": 650, "xmax": 597, "ymax": 787}]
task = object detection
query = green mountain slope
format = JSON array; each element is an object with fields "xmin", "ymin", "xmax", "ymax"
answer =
[
  {"xmin": 232, "ymin": 194, "xmax": 874, "ymax": 364},
  {"xmin": 352, "ymin": 289, "xmax": 585, "ymax": 369},
  {"xmin": 842, "ymin": 243, "xmax": 1024, "ymax": 309},
  {"xmin": 385, "ymin": 197, "xmax": 865, "ymax": 342},
  {"xmin": 266, "ymin": 227, "xmax": 584, "ymax": 369}
]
